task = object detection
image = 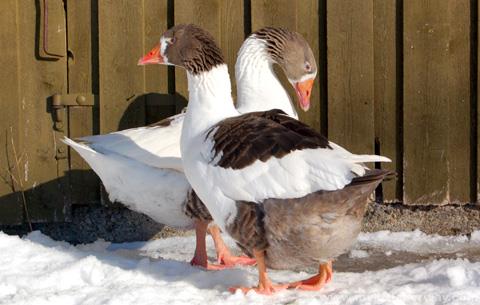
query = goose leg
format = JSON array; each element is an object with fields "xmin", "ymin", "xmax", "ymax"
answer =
[
  {"xmin": 229, "ymin": 249, "xmax": 288, "ymax": 295},
  {"xmin": 288, "ymin": 261, "xmax": 333, "ymax": 291},
  {"xmin": 190, "ymin": 220, "xmax": 226, "ymax": 270},
  {"xmin": 208, "ymin": 225, "xmax": 256, "ymax": 267}
]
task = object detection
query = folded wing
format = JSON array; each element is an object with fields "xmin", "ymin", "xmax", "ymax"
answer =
[{"xmin": 201, "ymin": 109, "xmax": 391, "ymax": 203}]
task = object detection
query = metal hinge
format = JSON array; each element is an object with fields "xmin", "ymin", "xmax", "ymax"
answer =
[
  {"xmin": 52, "ymin": 93, "xmax": 96, "ymax": 130},
  {"xmin": 51, "ymin": 93, "xmax": 97, "ymax": 160}
]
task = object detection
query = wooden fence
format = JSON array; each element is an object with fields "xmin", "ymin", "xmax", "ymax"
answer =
[{"xmin": 0, "ymin": 0, "xmax": 478, "ymax": 225}]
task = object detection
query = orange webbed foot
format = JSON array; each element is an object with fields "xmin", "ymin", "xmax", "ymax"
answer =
[
  {"xmin": 288, "ymin": 261, "xmax": 333, "ymax": 291},
  {"xmin": 229, "ymin": 249, "xmax": 287, "ymax": 295},
  {"xmin": 209, "ymin": 225, "xmax": 257, "ymax": 268},
  {"xmin": 190, "ymin": 255, "xmax": 228, "ymax": 271},
  {"xmin": 288, "ymin": 274, "xmax": 328, "ymax": 291},
  {"xmin": 190, "ymin": 257, "xmax": 229, "ymax": 271},
  {"xmin": 218, "ymin": 253, "xmax": 257, "ymax": 267}
]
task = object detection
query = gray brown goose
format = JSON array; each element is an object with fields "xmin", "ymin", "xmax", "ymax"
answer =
[{"xmin": 153, "ymin": 23, "xmax": 392, "ymax": 294}]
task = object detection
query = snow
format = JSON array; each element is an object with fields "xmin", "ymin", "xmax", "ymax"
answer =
[
  {"xmin": 1, "ymin": 230, "xmax": 480, "ymax": 305},
  {"xmin": 356, "ymin": 230, "xmax": 480, "ymax": 254},
  {"xmin": 348, "ymin": 249, "xmax": 369, "ymax": 259}
]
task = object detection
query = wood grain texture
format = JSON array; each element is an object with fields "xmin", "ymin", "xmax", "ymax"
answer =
[
  {"xmin": 67, "ymin": 0, "xmax": 99, "ymax": 206},
  {"xmin": 143, "ymin": 0, "xmax": 169, "ymax": 94},
  {"xmin": 251, "ymin": 0, "xmax": 321, "ymax": 131},
  {"xmin": 143, "ymin": 1, "xmax": 173, "ymax": 126},
  {"xmin": 17, "ymin": 0, "xmax": 69, "ymax": 221},
  {"xmin": 0, "ymin": 0, "xmax": 23, "ymax": 224},
  {"xmin": 297, "ymin": 0, "xmax": 321, "ymax": 131},
  {"xmin": 218, "ymin": 0, "xmax": 245, "ymax": 101},
  {"xmin": 98, "ymin": 0, "xmax": 146, "ymax": 133},
  {"xmin": 174, "ymin": 0, "xmax": 221, "ymax": 98},
  {"xmin": 174, "ymin": 0, "xmax": 244, "ymax": 101},
  {"xmin": 373, "ymin": 0, "xmax": 399, "ymax": 202},
  {"xmin": 403, "ymin": 0, "xmax": 470, "ymax": 205},
  {"xmin": 327, "ymin": 0, "xmax": 375, "ymax": 155}
]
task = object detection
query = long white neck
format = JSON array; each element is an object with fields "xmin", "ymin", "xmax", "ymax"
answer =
[
  {"xmin": 181, "ymin": 64, "xmax": 237, "ymax": 149},
  {"xmin": 180, "ymin": 64, "xmax": 239, "ymax": 230},
  {"xmin": 235, "ymin": 37, "xmax": 298, "ymax": 119}
]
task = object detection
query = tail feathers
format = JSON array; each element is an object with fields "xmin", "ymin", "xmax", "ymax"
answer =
[
  {"xmin": 348, "ymin": 154, "xmax": 391, "ymax": 163},
  {"xmin": 330, "ymin": 142, "xmax": 391, "ymax": 163},
  {"xmin": 61, "ymin": 137, "xmax": 98, "ymax": 155},
  {"xmin": 347, "ymin": 154, "xmax": 391, "ymax": 176},
  {"xmin": 350, "ymin": 169, "xmax": 395, "ymax": 186}
]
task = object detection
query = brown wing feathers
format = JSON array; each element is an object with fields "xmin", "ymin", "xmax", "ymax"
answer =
[{"xmin": 208, "ymin": 109, "xmax": 331, "ymax": 169}]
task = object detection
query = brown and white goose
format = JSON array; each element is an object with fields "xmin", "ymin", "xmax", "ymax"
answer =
[
  {"xmin": 156, "ymin": 24, "xmax": 392, "ymax": 295},
  {"xmin": 63, "ymin": 27, "xmax": 318, "ymax": 270}
]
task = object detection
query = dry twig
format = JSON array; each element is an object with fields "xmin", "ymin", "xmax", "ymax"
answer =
[{"xmin": 7, "ymin": 127, "xmax": 32, "ymax": 231}]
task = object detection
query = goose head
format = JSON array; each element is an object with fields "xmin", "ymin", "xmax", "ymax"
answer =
[
  {"xmin": 251, "ymin": 27, "xmax": 317, "ymax": 111},
  {"xmin": 137, "ymin": 24, "xmax": 224, "ymax": 75}
]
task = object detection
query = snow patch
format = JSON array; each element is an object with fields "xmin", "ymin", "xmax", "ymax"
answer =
[
  {"xmin": 446, "ymin": 266, "xmax": 467, "ymax": 287},
  {"xmin": 356, "ymin": 229, "xmax": 480, "ymax": 254},
  {"xmin": 1, "ymin": 230, "xmax": 480, "ymax": 305},
  {"xmin": 349, "ymin": 249, "xmax": 369, "ymax": 258}
]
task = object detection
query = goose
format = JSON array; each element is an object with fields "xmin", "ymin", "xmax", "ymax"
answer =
[
  {"xmin": 63, "ymin": 27, "xmax": 318, "ymax": 270},
  {"xmin": 153, "ymin": 24, "xmax": 392, "ymax": 295}
]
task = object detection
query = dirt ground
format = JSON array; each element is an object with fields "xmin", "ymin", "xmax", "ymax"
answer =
[{"xmin": 1, "ymin": 202, "xmax": 479, "ymax": 245}]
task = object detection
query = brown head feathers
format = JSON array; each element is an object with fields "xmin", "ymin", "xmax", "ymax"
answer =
[
  {"xmin": 162, "ymin": 24, "xmax": 225, "ymax": 74},
  {"xmin": 252, "ymin": 27, "xmax": 317, "ymax": 81}
]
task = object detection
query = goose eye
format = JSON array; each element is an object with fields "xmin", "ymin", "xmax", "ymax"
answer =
[
  {"xmin": 305, "ymin": 62, "xmax": 311, "ymax": 72},
  {"xmin": 168, "ymin": 37, "xmax": 176, "ymax": 45}
]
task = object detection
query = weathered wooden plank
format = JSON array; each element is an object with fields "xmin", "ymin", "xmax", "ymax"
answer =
[
  {"xmin": 373, "ymin": 0, "xmax": 399, "ymax": 202},
  {"xmin": 145, "ymin": 94, "xmax": 176, "ymax": 124},
  {"xmin": 143, "ymin": 0, "xmax": 171, "ymax": 122},
  {"xmin": 251, "ymin": 0, "xmax": 321, "ymax": 131},
  {"xmin": 327, "ymin": 0, "xmax": 375, "ymax": 155},
  {"xmin": 67, "ymin": 0, "xmax": 93, "ymax": 95},
  {"xmin": 17, "ymin": 0, "xmax": 69, "ymax": 221},
  {"xmin": 144, "ymin": 0, "xmax": 168, "ymax": 94},
  {"xmin": 218, "ymin": 0, "xmax": 244, "ymax": 100},
  {"xmin": 251, "ymin": 0, "xmax": 296, "ymax": 29},
  {"xmin": 67, "ymin": 106, "xmax": 99, "ymax": 205},
  {"xmin": 404, "ymin": 0, "xmax": 470, "ymax": 205},
  {"xmin": 67, "ymin": 0, "xmax": 99, "ymax": 205},
  {"xmin": 174, "ymin": 0, "xmax": 244, "ymax": 100},
  {"xmin": 174, "ymin": 0, "xmax": 221, "ymax": 99},
  {"xmin": 0, "ymin": 0, "xmax": 23, "ymax": 224},
  {"xmin": 297, "ymin": 0, "xmax": 321, "ymax": 131},
  {"xmin": 98, "ymin": 0, "xmax": 146, "ymax": 133}
]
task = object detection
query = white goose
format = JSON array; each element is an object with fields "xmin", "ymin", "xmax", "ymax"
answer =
[
  {"xmin": 63, "ymin": 27, "xmax": 318, "ymax": 270},
  {"xmin": 154, "ymin": 24, "xmax": 392, "ymax": 294}
]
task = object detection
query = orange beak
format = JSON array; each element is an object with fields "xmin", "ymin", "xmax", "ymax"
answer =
[
  {"xmin": 138, "ymin": 43, "xmax": 163, "ymax": 65},
  {"xmin": 294, "ymin": 78, "xmax": 314, "ymax": 112}
]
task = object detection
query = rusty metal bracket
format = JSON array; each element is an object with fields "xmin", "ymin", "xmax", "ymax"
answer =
[
  {"xmin": 51, "ymin": 93, "xmax": 97, "ymax": 131},
  {"xmin": 39, "ymin": 0, "xmax": 66, "ymax": 59},
  {"xmin": 52, "ymin": 93, "xmax": 96, "ymax": 107}
]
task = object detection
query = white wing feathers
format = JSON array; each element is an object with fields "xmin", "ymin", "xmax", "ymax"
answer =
[
  {"xmin": 79, "ymin": 113, "xmax": 185, "ymax": 172},
  {"xmin": 61, "ymin": 137, "xmax": 193, "ymax": 228},
  {"xmin": 201, "ymin": 137, "xmax": 391, "ymax": 203}
]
